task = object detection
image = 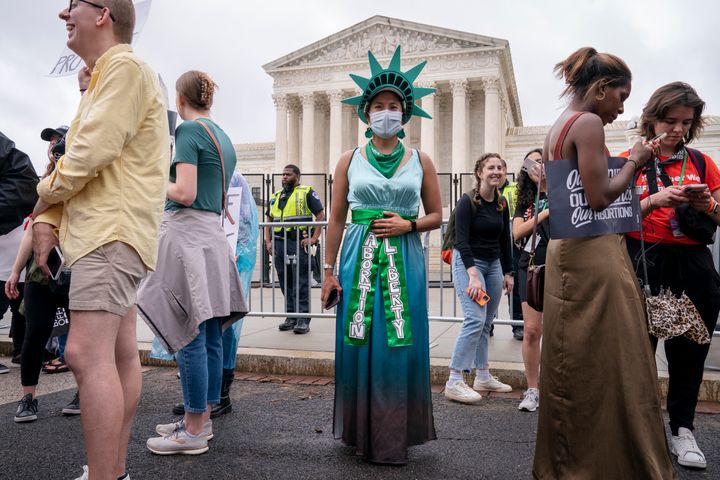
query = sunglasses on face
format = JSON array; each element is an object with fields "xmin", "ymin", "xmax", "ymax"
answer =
[{"xmin": 68, "ymin": 0, "xmax": 116, "ymax": 22}]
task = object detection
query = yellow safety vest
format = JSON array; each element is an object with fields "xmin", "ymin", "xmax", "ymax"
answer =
[{"xmin": 269, "ymin": 185, "xmax": 314, "ymax": 233}]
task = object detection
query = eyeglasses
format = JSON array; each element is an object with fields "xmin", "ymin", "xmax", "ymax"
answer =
[{"xmin": 68, "ymin": 0, "xmax": 116, "ymax": 22}]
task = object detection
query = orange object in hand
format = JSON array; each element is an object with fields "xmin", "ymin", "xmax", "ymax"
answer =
[{"xmin": 467, "ymin": 287, "xmax": 490, "ymax": 306}]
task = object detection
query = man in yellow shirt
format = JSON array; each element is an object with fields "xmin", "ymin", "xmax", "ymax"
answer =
[{"xmin": 32, "ymin": 1, "xmax": 169, "ymax": 479}]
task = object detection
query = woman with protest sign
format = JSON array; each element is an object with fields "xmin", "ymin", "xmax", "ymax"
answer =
[
  {"xmin": 623, "ymin": 82, "xmax": 720, "ymax": 470},
  {"xmin": 533, "ymin": 47, "xmax": 676, "ymax": 479}
]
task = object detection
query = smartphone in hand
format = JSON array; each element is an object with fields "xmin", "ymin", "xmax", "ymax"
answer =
[
  {"xmin": 466, "ymin": 287, "xmax": 490, "ymax": 306},
  {"xmin": 47, "ymin": 246, "xmax": 65, "ymax": 281},
  {"xmin": 324, "ymin": 288, "xmax": 341, "ymax": 310},
  {"xmin": 683, "ymin": 184, "xmax": 708, "ymax": 194}
]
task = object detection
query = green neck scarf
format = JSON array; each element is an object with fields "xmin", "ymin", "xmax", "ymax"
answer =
[
  {"xmin": 365, "ymin": 140, "xmax": 405, "ymax": 179},
  {"xmin": 345, "ymin": 208, "xmax": 415, "ymax": 348}
]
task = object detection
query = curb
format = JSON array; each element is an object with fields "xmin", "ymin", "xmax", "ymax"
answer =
[{"xmin": 5, "ymin": 341, "xmax": 720, "ymax": 402}]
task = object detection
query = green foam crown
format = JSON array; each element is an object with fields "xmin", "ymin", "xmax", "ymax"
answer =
[{"xmin": 342, "ymin": 45, "xmax": 436, "ymax": 125}]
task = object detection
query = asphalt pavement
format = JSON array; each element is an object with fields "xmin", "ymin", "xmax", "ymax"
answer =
[{"xmin": 1, "ymin": 367, "xmax": 720, "ymax": 480}]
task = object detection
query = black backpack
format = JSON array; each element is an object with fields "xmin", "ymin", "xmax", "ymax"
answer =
[{"xmin": 441, "ymin": 190, "xmax": 478, "ymax": 263}]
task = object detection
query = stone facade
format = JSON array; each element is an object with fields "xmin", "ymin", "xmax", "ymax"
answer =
[{"xmin": 237, "ymin": 15, "xmax": 720, "ymax": 182}]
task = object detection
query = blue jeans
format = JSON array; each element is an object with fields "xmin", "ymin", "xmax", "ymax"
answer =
[
  {"xmin": 176, "ymin": 318, "xmax": 223, "ymax": 413},
  {"xmin": 449, "ymin": 250, "xmax": 504, "ymax": 372},
  {"xmin": 222, "ymin": 320, "xmax": 244, "ymax": 370}
]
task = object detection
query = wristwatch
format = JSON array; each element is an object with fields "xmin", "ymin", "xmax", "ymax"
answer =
[{"xmin": 711, "ymin": 201, "xmax": 720, "ymax": 216}]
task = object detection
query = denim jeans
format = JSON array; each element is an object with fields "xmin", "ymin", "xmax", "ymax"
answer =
[
  {"xmin": 449, "ymin": 250, "xmax": 504, "ymax": 372},
  {"xmin": 176, "ymin": 317, "xmax": 223, "ymax": 413}
]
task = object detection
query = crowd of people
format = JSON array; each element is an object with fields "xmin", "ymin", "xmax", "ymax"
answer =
[{"xmin": 1, "ymin": 1, "xmax": 719, "ymax": 479}]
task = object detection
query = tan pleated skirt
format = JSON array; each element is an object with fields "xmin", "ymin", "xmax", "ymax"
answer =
[{"xmin": 533, "ymin": 234, "xmax": 677, "ymax": 479}]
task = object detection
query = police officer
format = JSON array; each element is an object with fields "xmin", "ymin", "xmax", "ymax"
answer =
[{"xmin": 265, "ymin": 165, "xmax": 325, "ymax": 334}]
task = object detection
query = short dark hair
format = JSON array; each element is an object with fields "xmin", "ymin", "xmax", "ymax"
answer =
[
  {"xmin": 639, "ymin": 82, "xmax": 705, "ymax": 145},
  {"xmin": 284, "ymin": 164, "xmax": 301, "ymax": 176}
]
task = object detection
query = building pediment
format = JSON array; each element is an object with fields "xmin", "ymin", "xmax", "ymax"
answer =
[{"xmin": 263, "ymin": 15, "xmax": 506, "ymax": 71}]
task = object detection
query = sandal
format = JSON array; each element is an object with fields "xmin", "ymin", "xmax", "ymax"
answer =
[{"xmin": 43, "ymin": 358, "xmax": 69, "ymax": 374}]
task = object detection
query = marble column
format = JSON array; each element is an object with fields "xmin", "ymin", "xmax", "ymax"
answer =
[
  {"xmin": 328, "ymin": 90, "xmax": 344, "ymax": 175},
  {"xmin": 287, "ymin": 98, "xmax": 300, "ymax": 166},
  {"xmin": 357, "ymin": 115, "xmax": 367, "ymax": 147},
  {"xmin": 272, "ymin": 94, "xmax": 288, "ymax": 172},
  {"xmin": 419, "ymin": 81, "xmax": 436, "ymax": 160},
  {"xmin": 483, "ymin": 76, "xmax": 503, "ymax": 157},
  {"xmin": 451, "ymin": 79, "xmax": 469, "ymax": 174},
  {"xmin": 301, "ymin": 92, "xmax": 315, "ymax": 173}
]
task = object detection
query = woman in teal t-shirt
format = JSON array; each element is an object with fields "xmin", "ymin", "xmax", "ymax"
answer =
[{"xmin": 140, "ymin": 70, "xmax": 247, "ymax": 456}]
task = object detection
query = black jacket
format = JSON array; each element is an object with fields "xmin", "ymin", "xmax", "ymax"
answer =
[{"xmin": 0, "ymin": 132, "xmax": 38, "ymax": 234}]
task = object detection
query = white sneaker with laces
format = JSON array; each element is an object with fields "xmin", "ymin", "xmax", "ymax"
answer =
[
  {"xmin": 473, "ymin": 375, "xmax": 512, "ymax": 393},
  {"xmin": 444, "ymin": 380, "xmax": 482, "ymax": 404},
  {"xmin": 146, "ymin": 428, "xmax": 209, "ymax": 455},
  {"xmin": 73, "ymin": 465, "xmax": 89, "ymax": 480},
  {"xmin": 155, "ymin": 418, "xmax": 213, "ymax": 440},
  {"xmin": 518, "ymin": 388, "xmax": 539, "ymax": 412},
  {"xmin": 671, "ymin": 427, "xmax": 706, "ymax": 469}
]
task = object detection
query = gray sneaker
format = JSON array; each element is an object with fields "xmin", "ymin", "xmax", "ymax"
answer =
[
  {"xmin": 518, "ymin": 388, "xmax": 539, "ymax": 412},
  {"xmin": 155, "ymin": 418, "xmax": 213, "ymax": 440},
  {"xmin": 73, "ymin": 465, "xmax": 89, "ymax": 480},
  {"xmin": 146, "ymin": 428, "xmax": 209, "ymax": 455}
]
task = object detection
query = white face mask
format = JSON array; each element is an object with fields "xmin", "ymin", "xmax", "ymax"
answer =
[{"xmin": 369, "ymin": 110, "xmax": 403, "ymax": 139}]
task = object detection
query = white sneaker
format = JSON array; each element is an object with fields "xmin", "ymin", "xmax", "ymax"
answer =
[
  {"xmin": 444, "ymin": 380, "xmax": 482, "ymax": 404},
  {"xmin": 156, "ymin": 418, "xmax": 213, "ymax": 440},
  {"xmin": 73, "ymin": 465, "xmax": 89, "ymax": 480},
  {"xmin": 473, "ymin": 375, "xmax": 512, "ymax": 393},
  {"xmin": 147, "ymin": 428, "xmax": 209, "ymax": 455},
  {"xmin": 518, "ymin": 388, "xmax": 539, "ymax": 412},
  {"xmin": 671, "ymin": 427, "xmax": 706, "ymax": 469}
]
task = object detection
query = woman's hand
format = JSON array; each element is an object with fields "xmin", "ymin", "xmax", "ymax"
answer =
[
  {"xmin": 629, "ymin": 139, "xmax": 657, "ymax": 168},
  {"xmin": 371, "ymin": 212, "xmax": 412, "ymax": 239},
  {"xmin": 687, "ymin": 187, "xmax": 711, "ymax": 212},
  {"xmin": 503, "ymin": 274, "xmax": 514, "ymax": 295},
  {"xmin": 321, "ymin": 273, "xmax": 342, "ymax": 305},
  {"xmin": 466, "ymin": 270, "xmax": 484, "ymax": 302},
  {"xmin": 4, "ymin": 271, "xmax": 20, "ymax": 300},
  {"xmin": 649, "ymin": 187, "xmax": 689, "ymax": 210}
]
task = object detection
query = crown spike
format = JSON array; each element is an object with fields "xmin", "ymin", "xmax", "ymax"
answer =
[
  {"xmin": 403, "ymin": 60, "xmax": 427, "ymax": 84},
  {"xmin": 349, "ymin": 74, "xmax": 370, "ymax": 91},
  {"xmin": 368, "ymin": 50, "xmax": 384, "ymax": 76},
  {"xmin": 341, "ymin": 95, "xmax": 363, "ymax": 106},
  {"xmin": 411, "ymin": 104, "xmax": 432, "ymax": 119},
  {"xmin": 388, "ymin": 46, "xmax": 402, "ymax": 71},
  {"xmin": 414, "ymin": 87, "xmax": 436, "ymax": 100}
]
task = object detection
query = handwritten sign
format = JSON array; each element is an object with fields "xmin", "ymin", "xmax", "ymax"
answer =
[
  {"xmin": 223, "ymin": 186, "xmax": 243, "ymax": 250},
  {"xmin": 48, "ymin": 0, "xmax": 152, "ymax": 77},
  {"xmin": 546, "ymin": 157, "xmax": 640, "ymax": 239}
]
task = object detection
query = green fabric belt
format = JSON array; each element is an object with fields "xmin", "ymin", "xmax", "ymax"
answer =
[{"xmin": 345, "ymin": 208, "xmax": 416, "ymax": 348}]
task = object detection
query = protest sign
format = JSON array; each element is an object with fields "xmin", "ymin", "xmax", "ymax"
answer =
[
  {"xmin": 546, "ymin": 157, "xmax": 640, "ymax": 239},
  {"xmin": 224, "ymin": 186, "xmax": 243, "ymax": 250},
  {"xmin": 48, "ymin": 0, "xmax": 152, "ymax": 77}
]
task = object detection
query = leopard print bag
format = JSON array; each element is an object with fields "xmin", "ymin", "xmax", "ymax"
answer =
[
  {"xmin": 644, "ymin": 287, "xmax": 710, "ymax": 344},
  {"xmin": 639, "ymin": 217, "xmax": 710, "ymax": 344}
]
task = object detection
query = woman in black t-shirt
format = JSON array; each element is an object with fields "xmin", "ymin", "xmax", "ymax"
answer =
[{"xmin": 511, "ymin": 148, "xmax": 548, "ymax": 413}]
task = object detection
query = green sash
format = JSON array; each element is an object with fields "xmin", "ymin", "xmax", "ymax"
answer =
[{"xmin": 344, "ymin": 208, "xmax": 415, "ymax": 348}]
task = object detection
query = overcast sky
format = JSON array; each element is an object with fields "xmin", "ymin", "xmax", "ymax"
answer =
[{"xmin": 3, "ymin": 0, "xmax": 718, "ymax": 172}]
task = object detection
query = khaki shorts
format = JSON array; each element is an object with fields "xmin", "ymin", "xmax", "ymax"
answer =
[{"xmin": 69, "ymin": 241, "xmax": 147, "ymax": 317}]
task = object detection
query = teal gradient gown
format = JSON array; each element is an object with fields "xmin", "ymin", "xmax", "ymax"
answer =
[{"xmin": 333, "ymin": 149, "xmax": 436, "ymax": 464}]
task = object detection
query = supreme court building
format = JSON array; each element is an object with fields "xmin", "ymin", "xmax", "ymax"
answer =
[{"xmin": 236, "ymin": 15, "xmax": 720, "ymax": 183}]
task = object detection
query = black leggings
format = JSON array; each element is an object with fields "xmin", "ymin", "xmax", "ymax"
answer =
[
  {"xmin": 0, "ymin": 280, "xmax": 25, "ymax": 357},
  {"xmin": 626, "ymin": 237, "xmax": 720, "ymax": 435},
  {"xmin": 20, "ymin": 282, "xmax": 69, "ymax": 387}
]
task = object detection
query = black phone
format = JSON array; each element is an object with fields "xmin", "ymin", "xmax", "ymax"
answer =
[
  {"xmin": 47, "ymin": 246, "xmax": 65, "ymax": 280},
  {"xmin": 324, "ymin": 288, "xmax": 341, "ymax": 310}
]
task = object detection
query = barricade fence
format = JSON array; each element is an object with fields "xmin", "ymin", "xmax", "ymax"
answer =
[
  {"xmin": 246, "ymin": 219, "xmax": 720, "ymax": 335},
  {"xmin": 248, "ymin": 171, "xmax": 720, "ymax": 333}
]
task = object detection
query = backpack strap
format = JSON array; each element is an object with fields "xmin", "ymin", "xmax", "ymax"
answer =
[{"xmin": 686, "ymin": 147, "xmax": 706, "ymax": 182}]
